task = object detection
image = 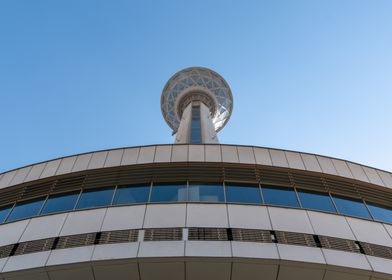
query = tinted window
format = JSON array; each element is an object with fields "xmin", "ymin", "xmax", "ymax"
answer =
[
  {"xmin": 367, "ymin": 203, "xmax": 392, "ymax": 224},
  {"xmin": 297, "ymin": 190, "xmax": 336, "ymax": 213},
  {"xmin": 76, "ymin": 188, "xmax": 114, "ymax": 210},
  {"xmin": 150, "ymin": 183, "xmax": 187, "ymax": 203},
  {"xmin": 262, "ymin": 186, "xmax": 299, "ymax": 208},
  {"xmin": 0, "ymin": 205, "xmax": 12, "ymax": 223},
  {"xmin": 7, "ymin": 198, "xmax": 45, "ymax": 222},
  {"xmin": 225, "ymin": 184, "xmax": 262, "ymax": 204},
  {"xmin": 188, "ymin": 183, "xmax": 224, "ymax": 202},
  {"xmin": 332, "ymin": 195, "xmax": 371, "ymax": 219},
  {"xmin": 41, "ymin": 192, "xmax": 79, "ymax": 215},
  {"xmin": 113, "ymin": 185, "xmax": 150, "ymax": 205}
]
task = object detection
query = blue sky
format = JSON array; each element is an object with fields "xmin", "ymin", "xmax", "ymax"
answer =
[{"xmin": 0, "ymin": 0, "xmax": 391, "ymax": 173}]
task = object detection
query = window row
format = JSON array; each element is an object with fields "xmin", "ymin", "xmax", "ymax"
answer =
[{"xmin": 0, "ymin": 182, "xmax": 391, "ymax": 225}]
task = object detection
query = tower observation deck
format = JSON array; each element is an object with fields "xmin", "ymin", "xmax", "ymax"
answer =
[{"xmin": 161, "ymin": 67, "xmax": 234, "ymax": 144}]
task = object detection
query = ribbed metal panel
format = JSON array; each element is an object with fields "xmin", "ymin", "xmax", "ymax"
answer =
[
  {"xmin": 319, "ymin": 235, "xmax": 361, "ymax": 253},
  {"xmin": 360, "ymin": 242, "xmax": 392, "ymax": 259},
  {"xmin": 231, "ymin": 229, "xmax": 272, "ymax": 243},
  {"xmin": 14, "ymin": 238, "xmax": 55, "ymax": 256},
  {"xmin": 188, "ymin": 228, "xmax": 228, "ymax": 241},
  {"xmin": 52, "ymin": 176, "xmax": 85, "ymax": 193},
  {"xmin": 290, "ymin": 173, "xmax": 326, "ymax": 192},
  {"xmin": 275, "ymin": 231, "xmax": 317, "ymax": 247},
  {"xmin": 144, "ymin": 228, "xmax": 182, "ymax": 241},
  {"xmin": 258, "ymin": 168, "xmax": 291, "ymax": 186},
  {"xmin": 99, "ymin": 230, "xmax": 138, "ymax": 244},
  {"xmin": 0, "ymin": 244, "xmax": 14, "ymax": 258},
  {"xmin": 56, "ymin": 233, "xmax": 96, "ymax": 249}
]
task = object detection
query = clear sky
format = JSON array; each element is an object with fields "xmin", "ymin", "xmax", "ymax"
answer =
[{"xmin": 0, "ymin": 0, "xmax": 391, "ymax": 173}]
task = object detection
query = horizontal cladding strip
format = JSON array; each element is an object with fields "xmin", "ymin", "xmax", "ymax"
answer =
[
  {"xmin": 1, "ymin": 227, "xmax": 392, "ymax": 261},
  {"xmin": 0, "ymin": 163, "xmax": 391, "ymax": 207},
  {"xmin": 1, "ymin": 145, "xmax": 391, "ymax": 191}
]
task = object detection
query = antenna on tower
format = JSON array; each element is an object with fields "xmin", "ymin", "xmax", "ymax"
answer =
[{"xmin": 160, "ymin": 67, "xmax": 233, "ymax": 144}]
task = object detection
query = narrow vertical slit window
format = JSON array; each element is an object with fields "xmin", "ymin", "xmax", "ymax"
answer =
[{"xmin": 190, "ymin": 105, "xmax": 201, "ymax": 144}]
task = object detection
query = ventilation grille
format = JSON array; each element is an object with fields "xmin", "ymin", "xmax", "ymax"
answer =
[
  {"xmin": 0, "ymin": 244, "xmax": 14, "ymax": 258},
  {"xmin": 14, "ymin": 238, "xmax": 55, "ymax": 256},
  {"xmin": 56, "ymin": 233, "xmax": 96, "ymax": 249},
  {"xmin": 53, "ymin": 176, "xmax": 85, "ymax": 193},
  {"xmin": 290, "ymin": 173, "xmax": 326, "ymax": 192},
  {"xmin": 319, "ymin": 235, "xmax": 361, "ymax": 253},
  {"xmin": 275, "ymin": 231, "xmax": 317, "ymax": 247},
  {"xmin": 188, "ymin": 228, "xmax": 228, "ymax": 241},
  {"xmin": 224, "ymin": 166, "xmax": 258, "ymax": 182},
  {"xmin": 324, "ymin": 178, "xmax": 359, "ymax": 198},
  {"xmin": 100, "ymin": 230, "xmax": 138, "ymax": 244},
  {"xmin": 144, "ymin": 228, "xmax": 182, "ymax": 241},
  {"xmin": 231, "ymin": 228, "xmax": 272, "ymax": 243},
  {"xmin": 259, "ymin": 169, "xmax": 291, "ymax": 186},
  {"xmin": 361, "ymin": 242, "xmax": 392, "ymax": 259}
]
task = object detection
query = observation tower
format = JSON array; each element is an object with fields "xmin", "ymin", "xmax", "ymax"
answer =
[{"xmin": 161, "ymin": 67, "xmax": 233, "ymax": 144}]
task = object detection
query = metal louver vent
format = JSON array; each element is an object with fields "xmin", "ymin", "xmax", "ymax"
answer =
[
  {"xmin": 20, "ymin": 182, "xmax": 53, "ymax": 200},
  {"xmin": 290, "ymin": 173, "xmax": 326, "ymax": 192},
  {"xmin": 0, "ymin": 244, "xmax": 14, "ymax": 258},
  {"xmin": 318, "ymin": 235, "xmax": 361, "ymax": 253},
  {"xmin": 14, "ymin": 238, "xmax": 55, "ymax": 256},
  {"xmin": 259, "ymin": 169, "xmax": 291, "ymax": 186},
  {"xmin": 224, "ymin": 166, "xmax": 258, "ymax": 182},
  {"xmin": 53, "ymin": 176, "xmax": 85, "ymax": 193},
  {"xmin": 56, "ymin": 233, "xmax": 96, "ymax": 249},
  {"xmin": 188, "ymin": 228, "xmax": 228, "ymax": 241},
  {"xmin": 99, "ymin": 230, "xmax": 138, "ymax": 244},
  {"xmin": 144, "ymin": 228, "xmax": 182, "ymax": 241},
  {"xmin": 231, "ymin": 229, "xmax": 272, "ymax": 243},
  {"xmin": 324, "ymin": 178, "xmax": 359, "ymax": 198},
  {"xmin": 360, "ymin": 242, "xmax": 392, "ymax": 259},
  {"xmin": 275, "ymin": 231, "xmax": 317, "ymax": 247}
]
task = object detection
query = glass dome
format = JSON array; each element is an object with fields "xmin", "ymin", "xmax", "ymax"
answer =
[{"xmin": 161, "ymin": 67, "xmax": 234, "ymax": 133}]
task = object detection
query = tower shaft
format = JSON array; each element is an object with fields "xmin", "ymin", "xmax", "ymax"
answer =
[{"xmin": 175, "ymin": 102, "xmax": 219, "ymax": 144}]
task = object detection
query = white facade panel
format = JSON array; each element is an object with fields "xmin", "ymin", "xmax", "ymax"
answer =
[
  {"xmin": 362, "ymin": 166, "xmax": 384, "ymax": 186},
  {"xmin": 322, "ymin": 249, "xmax": 372, "ymax": 270},
  {"xmin": 121, "ymin": 147, "xmax": 139, "ymax": 165},
  {"xmin": 46, "ymin": 246, "xmax": 94, "ymax": 266},
  {"xmin": 101, "ymin": 205, "xmax": 145, "ymax": 231},
  {"xmin": 205, "ymin": 145, "xmax": 222, "ymax": 162},
  {"xmin": 231, "ymin": 242, "xmax": 279, "ymax": 259},
  {"xmin": 316, "ymin": 156, "xmax": 338, "ymax": 175},
  {"xmin": 285, "ymin": 151, "xmax": 305, "ymax": 170},
  {"xmin": 10, "ymin": 167, "xmax": 31, "ymax": 185},
  {"xmin": 346, "ymin": 217, "xmax": 392, "ymax": 246},
  {"xmin": 104, "ymin": 149, "xmax": 124, "ymax": 167},
  {"xmin": 277, "ymin": 244, "xmax": 325, "ymax": 264},
  {"xmin": 0, "ymin": 220, "xmax": 29, "ymax": 246},
  {"xmin": 87, "ymin": 151, "xmax": 108, "ymax": 170},
  {"xmin": 188, "ymin": 145, "xmax": 205, "ymax": 162},
  {"xmin": 237, "ymin": 146, "xmax": 256, "ymax": 164},
  {"xmin": 186, "ymin": 204, "xmax": 228, "ymax": 227},
  {"xmin": 268, "ymin": 207, "xmax": 314, "ymax": 234},
  {"xmin": 0, "ymin": 170, "xmax": 17, "ymax": 189},
  {"xmin": 24, "ymin": 163, "xmax": 46, "ymax": 182},
  {"xmin": 253, "ymin": 147, "xmax": 272, "ymax": 166},
  {"xmin": 347, "ymin": 162, "xmax": 369, "ymax": 183},
  {"xmin": 301, "ymin": 154, "xmax": 322, "ymax": 173},
  {"xmin": 228, "ymin": 205, "xmax": 271, "ymax": 229},
  {"xmin": 71, "ymin": 154, "xmax": 92, "ymax": 172},
  {"xmin": 185, "ymin": 241, "xmax": 231, "ymax": 257},
  {"xmin": 2, "ymin": 251, "xmax": 50, "ymax": 272},
  {"xmin": 270, "ymin": 150, "xmax": 289, "ymax": 168},
  {"xmin": 377, "ymin": 170, "xmax": 392, "ymax": 189},
  {"xmin": 40, "ymin": 159, "xmax": 61, "ymax": 178},
  {"xmin": 138, "ymin": 241, "xmax": 185, "ymax": 257},
  {"xmin": 56, "ymin": 157, "xmax": 77, "ymax": 175},
  {"xmin": 92, "ymin": 243, "xmax": 139, "ymax": 261},
  {"xmin": 143, "ymin": 204, "xmax": 186, "ymax": 228},
  {"xmin": 367, "ymin": 256, "xmax": 392, "ymax": 275},
  {"xmin": 171, "ymin": 145, "xmax": 188, "ymax": 162},
  {"xmin": 332, "ymin": 159, "xmax": 354, "ymax": 179},
  {"xmin": 60, "ymin": 208, "xmax": 106, "ymax": 236},
  {"xmin": 0, "ymin": 257, "xmax": 7, "ymax": 273},
  {"xmin": 221, "ymin": 145, "xmax": 239, "ymax": 163},
  {"xmin": 307, "ymin": 211, "xmax": 355, "ymax": 239},
  {"xmin": 154, "ymin": 145, "xmax": 172, "ymax": 163},
  {"xmin": 20, "ymin": 213, "xmax": 68, "ymax": 242},
  {"xmin": 137, "ymin": 146, "xmax": 156, "ymax": 164}
]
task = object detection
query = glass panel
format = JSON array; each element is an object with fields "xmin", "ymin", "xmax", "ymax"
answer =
[
  {"xmin": 225, "ymin": 184, "xmax": 262, "ymax": 204},
  {"xmin": 262, "ymin": 186, "xmax": 299, "ymax": 208},
  {"xmin": 190, "ymin": 105, "xmax": 201, "ymax": 144},
  {"xmin": 7, "ymin": 198, "xmax": 45, "ymax": 222},
  {"xmin": 113, "ymin": 184, "xmax": 150, "ymax": 205},
  {"xmin": 297, "ymin": 189, "xmax": 337, "ymax": 213},
  {"xmin": 367, "ymin": 203, "xmax": 392, "ymax": 224},
  {"xmin": 76, "ymin": 187, "xmax": 115, "ymax": 210},
  {"xmin": 188, "ymin": 183, "xmax": 224, "ymax": 202},
  {"xmin": 41, "ymin": 192, "xmax": 80, "ymax": 215},
  {"xmin": 332, "ymin": 195, "xmax": 371, "ymax": 219},
  {"xmin": 0, "ymin": 205, "xmax": 12, "ymax": 223},
  {"xmin": 150, "ymin": 183, "xmax": 187, "ymax": 203}
]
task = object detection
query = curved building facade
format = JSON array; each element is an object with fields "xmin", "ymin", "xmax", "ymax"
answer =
[{"xmin": 1, "ymin": 68, "xmax": 392, "ymax": 280}]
